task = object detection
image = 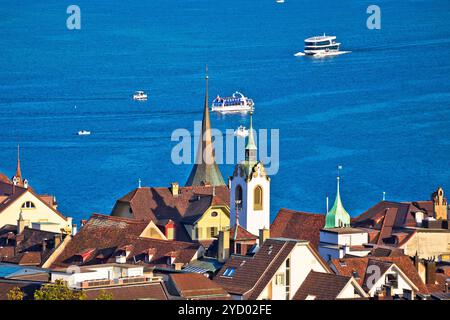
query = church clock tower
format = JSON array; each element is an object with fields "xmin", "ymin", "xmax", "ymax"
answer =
[{"xmin": 229, "ymin": 113, "xmax": 270, "ymax": 236}]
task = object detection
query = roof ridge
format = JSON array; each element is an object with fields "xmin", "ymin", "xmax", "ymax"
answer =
[
  {"xmin": 90, "ymin": 213, "xmax": 148, "ymax": 224},
  {"xmin": 245, "ymin": 241, "xmax": 291, "ymax": 297}
]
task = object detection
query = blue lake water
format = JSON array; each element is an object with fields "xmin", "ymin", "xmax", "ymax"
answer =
[{"xmin": 1, "ymin": 0, "xmax": 450, "ymax": 223}]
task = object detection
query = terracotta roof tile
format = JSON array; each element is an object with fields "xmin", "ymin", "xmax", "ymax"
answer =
[
  {"xmin": 84, "ymin": 282, "xmax": 168, "ymax": 300},
  {"xmin": 331, "ymin": 255, "xmax": 429, "ymax": 294},
  {"xmin": 270, "ymin": 209, "xmax": 325, "ymax": 249},
  {"xmin": 52, "ymin": 214, "xmax": 202, "ymax": 269},
  {"xmin": 214, "ymin": 239, "xmax": 299, "ymax": 298},
  {"xmin": 293, "ymin": 271, "xmax": 353, "ymax": 300},
  {"xmin": 169, "ymin": 273, "xmax": 231, "ymax": 300}
]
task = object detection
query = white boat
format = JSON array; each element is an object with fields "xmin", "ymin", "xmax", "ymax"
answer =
[
  {"xmin": 276, "ymin": 0, "xmax": 285, "ymax": 3},
  {"xmin": 211, "ymin": 91, "xmax": 254, "ymax": 113},
  {"xmin": 294, "ymin": 34, "xmax": 350, "ymax": 57},
  {"xmin": 133, "ymin": 91, "xmax": 148, "ymax": 101},
  {"xmin": 77, "ymin": 130, "xmax": 91, "ymax": 136},
  {"xmin": 234, "ymin": 125, "xmax": 249, "ymax": 138}
]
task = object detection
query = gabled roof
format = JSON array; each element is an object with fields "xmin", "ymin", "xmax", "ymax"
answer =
[
  {"xmin": 0, "ymin": 180, "xmax": 67, "ymax": 222},
  {"xmin": 168, "ymin": 273, "xmax": 231, "ymax": 300},
  {"xmin": 214, "ymin": 238, "xmax": 329, "ymax": 299},
  {"xmin": 113, "ymin": 185, "xmax": 229, "ymax": 241},
  {"xmin": 230, "ymin": 225, "xmax": 258, "ymax": 241},
  {"xmin": 52, "ymin": 214, "xmax": 202, "ymax": 269},
  {"xmin": 330, "ymin": 255, "xmax": 428, "ymax": 294},
  {"xmin": 214, "ymin": 239, "xmax": 296, "ymax": 297},
  {"xmin": 353, "ymin": 200, "xmax": 434, "ymax": 230},
  {"xmin": 0, "ymin": 225, "xmax": 62, "ymax": 267},
  {"xmin": 270, "ymin": 209, "xmax": 325, "ymax": 249},
  {"xmin": 293, "ymin": 271, "xmax": 365, "ymax": 300}
]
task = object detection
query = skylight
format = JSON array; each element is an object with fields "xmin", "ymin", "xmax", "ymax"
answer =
[{"xmin": 223, "ymin": 267, "xmax": 236, "ymax": 277}]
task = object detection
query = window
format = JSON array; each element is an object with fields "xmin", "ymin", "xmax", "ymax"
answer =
[
  {"xmin": 235, "ymin": 185, "xmax": 243, "ymax": 202},
  {"xmin": 285, "ymin": 258, "xmax": 291, "ymax": 299},
  {"xmin": 236, "ymin": 243, "xmax": 242, "ymax": 255},
  {"xmin": 305, "ymin": 295, "xmax": 316, "ymax": 300},
  {"xmin": 274, "ymin": 273, "xmax": 285, "ymax": 286},
  {"xmin": 253, "ymin": 186, "xmax": 263, "ymax": 210},
  {"xmin": 21, "ymin": 201, "xmax": 35, "ymax": 209},
  {"xmin": 222, "ymin": 267, "xmax": 236, "ymax": 277},
  {"xmin": 211, "ymin": 211, "xmax": 218, "ymax": 217},
  {"xmin": 208, "ymin": 227, "xmax": 218, "ymax": 238},
  {"xmin": 195, "ymin": 227, "xmax": 200, "ymax": 239}
]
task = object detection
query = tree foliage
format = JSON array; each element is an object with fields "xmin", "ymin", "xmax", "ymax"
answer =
[
  {"xmin": 95, "ymin": 289, "xmax": 113, "ymax": 300},
  {"xmin": 7, "ymin": 286, "xmax": 24, "ymax": 300},
  {"xmin": 34, "ymin": 280, "xmax": 86, "ymax": 300}
]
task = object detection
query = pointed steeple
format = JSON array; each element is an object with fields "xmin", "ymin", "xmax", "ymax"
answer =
[
  {"xmin": 14, "ymin": 145, "xmax": 23, "ymax": 186},
  {"xmin": 185, "ymin": 67, "xmax": 225, "ymax": 187},
  {"xmin": 245, "ymin": 112, "xmax": 257, "ymax": 162},
  {"xmin": 324, "ymin": 175, "xmax": 351, "ymax": 229}
]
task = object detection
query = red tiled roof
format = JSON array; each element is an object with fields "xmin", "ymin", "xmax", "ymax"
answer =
[
  {"xmin": 214, "ymin": 239, "xmax": 321, "ymax": 299},
  {"xmin": 230, "ymin": 225, "xmax": 258, "ymax": 241},
  {"xmin": 84, "ymin": 282, "xmax": 168, "ymax": 300},
  {"xmin": 113, "ymin": 185, "xmax": 229, "ymax": 242},
  {"xmin": 169, "ymin": 273, "xmax": 231, "ymax": 300},
  {"xmin": 270, "ymin": 208, "xmax": 325, "ymax": 249},
  {"xmin": 52, "ymin": 214, "xmax": 202, "ymax": 269},
  {"xmin": 331, "ymin": 255, "xmax": 429, "ymax": 294},
  {"xmin": 0, "ymin": 181, "xmax": 68, "ymax": 222},
  {"xmin": 293, "ymin": 271, "xmax": 354, "ymax": 300},
  {"xmin": 353, "ymin": 200, "xmax": 434, "ymax": 230}
]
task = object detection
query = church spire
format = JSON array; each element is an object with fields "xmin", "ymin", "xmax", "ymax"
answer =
[
  {"xmin": 185, "ymin": 66, "xmax": 225, "ymax": 187},
  {"xmin": 324, "ymin": 168, "xmax": 351, "ymax": 229},
  {"xmin": 14, "ymin": 145, "xmax": 23, "ymax": 186},
  {"xmin": 245, "ymin": 112, "xmax": 257, "ymax": 162}
]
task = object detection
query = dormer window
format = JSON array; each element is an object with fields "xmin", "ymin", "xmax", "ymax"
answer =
[{"xmin": 21, "ymin": 201, "xmax": 35, "ymax": 209}]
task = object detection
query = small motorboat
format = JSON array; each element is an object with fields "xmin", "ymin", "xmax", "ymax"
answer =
[
  {"xmin": 234, "ymin": 125, "xmax": 249, "ymax": 138},
  {"xmin": 77, "ymin": 130, "xmax": 91, "ymax": 136},
  {"xmin": 133, "ymin": 91, "xmax": 148, "ymax": 101},
  {"xmin": 276, "ymin": 0, "xmax": 285, "ymax": 3}
]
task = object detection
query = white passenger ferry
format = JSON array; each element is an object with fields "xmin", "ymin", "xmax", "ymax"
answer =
[
  {"xmin": 211, "ymin": 92, "xmax": 254, "ymax": 113},
  {"xmin": 133, "ymin": 91, "xmax": 148, "ymax": 101},
  {"xmin": 294, "ymin": 35, "xmax": 350, "ymax": 57}
]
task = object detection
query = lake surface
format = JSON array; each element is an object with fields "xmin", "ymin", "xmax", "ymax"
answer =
[{"xmin": 1, "ymin": 0, "xmax": 450, "ymax": 223}]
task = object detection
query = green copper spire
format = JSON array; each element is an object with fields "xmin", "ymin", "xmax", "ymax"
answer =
[
  {"xmin": 245, "ymin": 112, "xmax": 257, "ymax": 162},
  {"xmin": 324, "ymin": 176, "xmax": 351, "ymax": 228}
]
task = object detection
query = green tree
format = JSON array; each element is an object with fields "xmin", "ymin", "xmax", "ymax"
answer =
[
  {"xmin": 34, "ymin": 280, "xmax": 86, "ymax": 300},
  {"xmin": 7, "ymin": 287, "xmax": 24, "ymax": 300},
  {"xmin": 95, "ymin": 289, "xmax": 113, "ymax": 300}
]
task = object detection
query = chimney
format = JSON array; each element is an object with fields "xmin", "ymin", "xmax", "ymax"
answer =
[
  {"xmin": 23, "ymin": 179, "xmax": 28, "ymax": 189},
  {"xmin": 42, "ymin": 238, "xmax": 47, "ymax": 252},
  {"xmin": 385, "ymin": 285, "xmax": 392, "ymax": 298},
  {"xmin": 17, "ymin": 213, "xmax": 27, "ymax": 234},
  {"xmin": 218, "ymin": 230, "xmax": 230, "ymax": 263},
  {"xmin": 425, "ymin": 259, "xmax": 436, "ymax": 285},
  {"xmin": 165, "ymin": 220, "xmax": 176, "ymax": 240},
  {"xmin": 54, "ymin": 233, "xmax": 62, "ymax": 248},
  {"xmin": 81, "ymin": 220, "xmax": 87, "ymax": 227},
  {"xmin": 171, "ymin": 182, "xmax": 179, "ymax": 196},
  {"xmin": 259, "ymin": 228, "xmax": 270, "ymax": 246},
  {"xmin": 72, "ymin": 224, "xmax": 77, "ymax": 236}
]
